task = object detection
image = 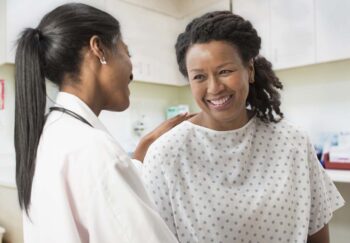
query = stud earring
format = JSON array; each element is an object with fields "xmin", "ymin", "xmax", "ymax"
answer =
[{"xmin": 100, "ymin": 57, "xmax": 107, "ymax": 65}]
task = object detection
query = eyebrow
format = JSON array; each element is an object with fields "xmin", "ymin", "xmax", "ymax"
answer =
[
  {"xmin": 189, "ymin": 68, "xmax": 204, "ymax": 73},
  {"xmin": 189, "ymin": 62, "xmax": 236, "ymax": 72},
  {"xmin": 216, "ymin": 62, "xmax": 235, "ymax": 69}
]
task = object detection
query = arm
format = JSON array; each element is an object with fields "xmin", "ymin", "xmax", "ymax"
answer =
[
  {"xmin": 133, "ymin": 113, "xmax": 194, "ymax": 162},
  {"xmin": 307, "ymin": 225, "xmax": 329, "ymax": 243}
]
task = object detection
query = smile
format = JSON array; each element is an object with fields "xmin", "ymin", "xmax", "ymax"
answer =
[{"xmin": 206, "ymin": 95, "xmax": 233, "ymax": 110}]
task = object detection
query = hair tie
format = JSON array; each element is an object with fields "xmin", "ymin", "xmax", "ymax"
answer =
[{"xmin": 33, "ymin": 28, "xmax": 43, "ymax": 41}]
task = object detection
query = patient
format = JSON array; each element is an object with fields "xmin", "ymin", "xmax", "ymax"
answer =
[{"xmin": 143, "ymin": 11, "xmax": 344, "ymax": 243}]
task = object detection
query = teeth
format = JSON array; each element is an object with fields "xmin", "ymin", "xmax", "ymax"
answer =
[{"xmin": 209, "ymin": 96, "xmax": 231, "ymax": 106}]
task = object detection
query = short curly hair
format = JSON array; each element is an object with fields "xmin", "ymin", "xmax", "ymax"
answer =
[{"xmin": 175, "ymin": 11, "xmax": 283, "ymax": 123}]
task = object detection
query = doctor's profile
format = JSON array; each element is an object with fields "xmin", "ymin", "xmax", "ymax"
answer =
[
  {"xmin": 142, "ymin": 10, "xmax": 345, "ymax": 243},
  {"xmin": 14, "ymin": 3, "xmax": 187, "ymax": 243}
]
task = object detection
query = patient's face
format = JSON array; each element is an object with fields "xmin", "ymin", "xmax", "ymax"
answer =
[{"xmin": 185, "ymin": 40, "xmax": 253, "ymax": 130}]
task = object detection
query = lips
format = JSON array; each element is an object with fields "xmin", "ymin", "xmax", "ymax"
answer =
[{"xmin": 206, "ymin": 95, "xmax": 233, "ymax": 110}]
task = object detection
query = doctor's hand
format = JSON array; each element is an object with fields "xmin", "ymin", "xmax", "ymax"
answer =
[{"xmin": 133, "ymin": 113, "xmax": 195, "ymax": 162}]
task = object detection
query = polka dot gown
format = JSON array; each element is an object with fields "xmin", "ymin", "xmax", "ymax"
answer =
[{"xmin": 143, "ymin": 116, "xmax": 345, "ymax": 243}]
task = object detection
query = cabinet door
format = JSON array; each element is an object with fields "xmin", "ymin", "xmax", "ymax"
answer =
[
  {"xmin": 180, "ymin": 0, "xmax": 230, "ymax": 30},
  {"xmin": 315, "ymin": 0, "xmax": 350, "ymax": 62},
  {"xmin": 5, "ymin": 0, "xmax": 105, "ymax": 63},
  {"xmin": 270, "ymin": 0, "xmax": 315, "ymax": 70},
  {"xmin": 0, "ymin": 0, "xmax": 6, "ymax": 64},
  {"xmin": 232, "ymin": 0, "xmax": 271, "ymax": 61},
  {"xmin": 105, "ymin": 0, "xmax": 186, "ymax": 86}
]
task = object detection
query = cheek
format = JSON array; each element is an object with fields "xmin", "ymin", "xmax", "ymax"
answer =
[
  {"xmin": 229, "ymin": 74, "xmax": 250, "ymax": 97},
  {"xmin": 190, "ymin": 83, "xmax": 204, "ymax": 101}
]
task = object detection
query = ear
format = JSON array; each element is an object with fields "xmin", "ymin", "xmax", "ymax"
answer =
[
  {"xmin": 89, "ymin": 35, "xmax": 107, "ymax": 64},
  {"xmin": 248, "ymin": 59, "xmax": 255, "ymax": 84}
]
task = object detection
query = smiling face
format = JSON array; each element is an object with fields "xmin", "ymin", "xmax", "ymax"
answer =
[{"xmin": 186, "ymin": 41, "xmax": 254, "ymax": 130}]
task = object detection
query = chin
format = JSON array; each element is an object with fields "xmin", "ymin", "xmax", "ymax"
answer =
[
  {"xmin": 106, "ymin": 100, "xmax": 130, "ymax": 112},
  {"xmin": 117, "ymin": 102, "xmax": 130, "ymax": 111}
]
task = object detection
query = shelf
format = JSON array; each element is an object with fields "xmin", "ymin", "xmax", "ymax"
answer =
[{"xmin": 325, "ymin": 169, "xmax": 350, "ymax": 183}]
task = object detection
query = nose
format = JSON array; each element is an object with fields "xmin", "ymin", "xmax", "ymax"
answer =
[{"xmin": 207, "ymin": 76, "xmax": 225, "ymax": 94}]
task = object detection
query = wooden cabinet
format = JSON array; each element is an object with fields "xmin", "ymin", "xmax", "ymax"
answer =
[{"xmin": 233, "ymin": 0, "xmax": 350, "ymax": 70}]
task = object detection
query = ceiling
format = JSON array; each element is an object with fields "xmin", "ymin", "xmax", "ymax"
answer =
[{"xmin": 118, "ymin": 0, "xmax": 226, "ymax": 18}]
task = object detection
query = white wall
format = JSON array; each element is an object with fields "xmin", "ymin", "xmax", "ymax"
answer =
[
  {"xmin": 0, "ymin": 65, "xmax": 16, "ymax": 188},
  {"xmin": 278, "ymin": 59, "xmax": 350, "ymax": 143}
]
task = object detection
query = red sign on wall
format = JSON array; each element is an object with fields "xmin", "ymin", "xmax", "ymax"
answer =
[{"xmin": 0, "ymin": 80, "xmax": 4, "ymax": 110}]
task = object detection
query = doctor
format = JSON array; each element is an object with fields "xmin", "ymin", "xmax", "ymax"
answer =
[{"xmin": 14, "ymin": 3, "xmax": 184, "ymax": 243}]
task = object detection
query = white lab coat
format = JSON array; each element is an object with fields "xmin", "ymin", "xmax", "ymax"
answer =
[{"xmin": 23, "ymin": 92, "xmax": 178, "ymax": 243}]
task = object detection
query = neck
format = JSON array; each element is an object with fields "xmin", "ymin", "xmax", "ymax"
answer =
[
  {"xmin": 193, "ymin": 109, "xmax": 252, "ymax": 131},
  {"xmin": 60, "ymin": 83, "xmax": 103, "ymax": 116}
]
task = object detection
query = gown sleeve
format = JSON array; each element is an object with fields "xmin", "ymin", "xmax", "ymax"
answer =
[{"xmin": 306, "ymin": 137, "xmax": 345, "ymax": 235}]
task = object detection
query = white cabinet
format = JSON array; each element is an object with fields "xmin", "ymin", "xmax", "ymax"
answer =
[
  {"xmin": 270, "ymin": 0, "xmax": 315, "ymax": 69},
  {"xmin": 1, "ymin": 0, "xmax": 186, "ymax": 86},
  {"xmin": 180, "ymin": 0, "xmax": 230, "ymax": 30},
  {"xmin": 315, "ymin": 0, "xmax": 350, "ymax": 63},
  {"xmin": 232, "ymin": 0, "xmax": 271, "ymax": 61},
  {"xmin": 233, "ymin": 0, "xmax": 350, "ymax": 70},
  {"xmin": 105, "ymin": 0, "xmax": 185, "ymax": 86},
  {"xmin": 2, "ymin": 0, "xmax": 105, "ymax": 64},
  {"xmin": 1, "ymin": 0, "xmax": 232, "ymax": 86},
  {"xmin": 0, "ymin": 0, "xmax": 6, "ymax": 64},
  {"xmin": 233, "ymin": 0, "xmax": 315, "ymax": 70}
]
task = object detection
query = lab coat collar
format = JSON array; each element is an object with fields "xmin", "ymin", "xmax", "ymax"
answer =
[{"xmin": 53, "ymin": 92, "xmax": 110, "ymax": 134}]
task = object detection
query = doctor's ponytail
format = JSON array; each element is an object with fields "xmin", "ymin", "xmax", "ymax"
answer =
[{"xmin": 15, "ymin": 28, "xmax": 46, "ymax": 213}]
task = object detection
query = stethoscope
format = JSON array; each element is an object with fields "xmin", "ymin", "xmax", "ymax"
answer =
[{"xmin": 48, "ymin": 106, "xmax": 93, "ymax": 127}]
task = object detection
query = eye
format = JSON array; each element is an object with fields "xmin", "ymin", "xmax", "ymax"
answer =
[
  {"xmin": 192, "ymin": 74, "xmax": 206, "ymax": 81},
  {"xmin": 219, "ymin": 69, "xmax": 233, "ymax": 75}
]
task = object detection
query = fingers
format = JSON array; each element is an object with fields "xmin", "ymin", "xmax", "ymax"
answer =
[
  {"xmin": 185, "ymin": 113, "xmax": 197, "ymax": 119},
  {"xmin": 168, "ymin": 113, "xmax": 188, "ymax": 127}
]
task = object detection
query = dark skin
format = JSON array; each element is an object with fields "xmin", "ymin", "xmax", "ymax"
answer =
[
  {"xmin": 61, "ymin": 35, "xmax": 192, "ymax": 162},
  {"xmin": 307, "ymin": 225, "xmax": 329, "ymax": 243}
]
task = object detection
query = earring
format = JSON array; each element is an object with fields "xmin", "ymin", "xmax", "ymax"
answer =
[{"xmin": 100, "ymin": 57, "xmax": 107, "ymax": 65}]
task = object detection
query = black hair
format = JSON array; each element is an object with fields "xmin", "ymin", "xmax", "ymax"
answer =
[
  {"xmin": 175, "ymin": 11, "xmax": 283, "ymax": 123},
  {"xmin": 14, "ymin": 3, "xmax": 121, "ymax": 213}
]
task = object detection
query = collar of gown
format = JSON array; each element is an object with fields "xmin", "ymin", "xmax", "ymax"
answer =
[{"xmin": 53, "ymin": 91, "xmax": 110, "ymax": 134}]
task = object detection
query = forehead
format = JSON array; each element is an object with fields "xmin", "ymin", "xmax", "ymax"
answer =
[{"xmin": 186, "ymin": 41, "xmax": 242, "ymax": 66}]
